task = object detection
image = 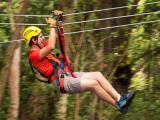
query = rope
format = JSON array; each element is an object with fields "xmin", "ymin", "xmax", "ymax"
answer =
[
  {"xmin": 0, "ymin": 39, "xmax": 24, "ymax": 44},
  {"xmin": 0, "ymin": 23, "xmax": 46, "ymax": 26},
  {"xmin": 63, "ymin": 1, "xmax": 160, "ymax": 16},
  {"xmin": 0, "ymin": 19, "xmax": 159, "ymax": 44},
  {"xmin": 0, "ymin": 1, "xmax": 159, "ymax": 17},
  {"xmin": 64, "ymin": 19, "xmax": 160, "ymax": 35},
  {"xmin": 64, "ymin": 11, "xmax": 160, "ymax": 25},
  {"xmin": 0, "ymin": 11, "xmax": 159, "ymax": 26}
]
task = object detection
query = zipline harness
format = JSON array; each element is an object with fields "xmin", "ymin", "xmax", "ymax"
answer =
[{"xmin": 29, "ymin": 15, "xmax": 76, "ymax": 93}]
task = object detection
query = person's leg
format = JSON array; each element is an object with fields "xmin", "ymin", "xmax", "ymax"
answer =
[
  {"xmin": 81, "ymin": 72, "xmax": 120, "ymax": 101},
  {"xmin": 80, "ymin": 72, "xmax": 136, "ymax": 113},
  {"xmin": 80, "ymin": 77, "xmax": 118, "ymax": 108}
]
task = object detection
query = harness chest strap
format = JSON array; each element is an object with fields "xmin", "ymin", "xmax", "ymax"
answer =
[
  {"xmin": 29, "ymin": 58, "xmax": 49, "ymax": 84},
  {"xmin": 29, "ymin": 53, "xmax": 66, "ymax": 93},
  {"xmin": 53, "ymin": 74, "xmax": 66, "ymax": 93},
  {"xmin": 47, "ymin": 55, "xmax": 66, "ymax": 93}
]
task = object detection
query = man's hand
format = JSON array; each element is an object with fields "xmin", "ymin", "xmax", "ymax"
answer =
[
  {"xmin": 52, "ymin": 10, "xmax": 63, "ymax": 21},
  {"xmin": 53, "ymin": 10, "xmax": 63, "ymax": 16},
  {"xmin": 45, "ymin": 17, "xmax": 57, "ymax": 27}
]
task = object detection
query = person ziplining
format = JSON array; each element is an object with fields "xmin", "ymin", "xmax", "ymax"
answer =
[{"xmin": 22, "ymin": 10, "xmax": 135, "ymax": 113}]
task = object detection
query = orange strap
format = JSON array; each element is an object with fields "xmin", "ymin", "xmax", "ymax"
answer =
[
  {"xmin": 60, "ymin": 77, "xmax": 66, "ymax": 93},
  {"xmin": 46, "ymin": 53, "xmax": 61, "ymax": 64}
]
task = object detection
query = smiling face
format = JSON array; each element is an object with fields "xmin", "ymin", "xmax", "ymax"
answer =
[
  {"xmin": 31, "ymin": 33, "xmax": 45, "ymax": 48},
  {"xmin": 37, "ymin": 33, "xmax": 45, "ymax": 46}
]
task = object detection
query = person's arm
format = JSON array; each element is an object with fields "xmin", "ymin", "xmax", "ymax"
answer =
[{"xmin": 39, "ymin": 18, "xmax": 57, "ymax": 59}]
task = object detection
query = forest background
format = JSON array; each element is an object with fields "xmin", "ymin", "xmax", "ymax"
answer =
[{"xmin": 0, "ymin": 0, "xmax": 160, "ymax": 120}]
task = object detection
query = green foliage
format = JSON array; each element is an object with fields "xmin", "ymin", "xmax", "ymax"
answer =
[
  {"xmin": 0, "ymin": 0, "xmax": 160, "ymax": 120},
  {"xmin": 130, "ymin": 70, "xmax": 148, "ymax": 90},
  {"xmin": 0, "ymin": 89, "xmax": 10, "ymax": 120}
]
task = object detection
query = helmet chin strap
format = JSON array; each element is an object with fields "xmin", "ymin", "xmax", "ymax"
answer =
[
  {"xmin": 35, "ymin": 42, "xmax": 42, "ymax": 49},
  {"xmin": 35, "ymin": 43, "xmax": 41, "ymax": 49}
]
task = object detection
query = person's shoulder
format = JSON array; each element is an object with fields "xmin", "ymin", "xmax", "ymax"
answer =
[
  {"xmin": 29, "ymin": 47, "xmax": 39, "ymax": 54},
  {"xmin": 29, "ymin": 48, "xmax": 40, "ymax": 61}
]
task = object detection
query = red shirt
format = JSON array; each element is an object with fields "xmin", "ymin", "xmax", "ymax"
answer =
[{"xmin": 29, "ymin": 41, "xmax": 68, "ymax": 81}]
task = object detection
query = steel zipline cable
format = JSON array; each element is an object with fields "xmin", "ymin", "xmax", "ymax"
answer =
[
  {"xmin": 0, "ymin": 19, "xmax": 159, "ymax": 44},
  {"xmin": 64, "ymin": 19, "xmax": 160, "ymax": 35},
  {"xmin": 0, "ymin": 11, "xmax": 159, "ymax": 26},
  {"xmin": 64, "ymin": 11, "xmax": 160, "ymax": 25},
  {"xmin": 63, "ymin": 1, "xmax": 160, "ymax": 17},
  {"xmin": 0, "ymin": 1, "xmax": 159, "ymax": 17}
]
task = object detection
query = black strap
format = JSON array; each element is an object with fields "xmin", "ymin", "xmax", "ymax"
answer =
[
  {"xmin": 28, "ymin": 58, "xmax": 50, "ymax": 84},
  {"xmin": 50, "ymin": 61, "xmax": 61, "ymax": 93}
]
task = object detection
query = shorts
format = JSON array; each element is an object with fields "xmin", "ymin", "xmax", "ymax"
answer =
[{"xmin": 64, "ymin": 72, "xmax": 84, "ymax": 94}]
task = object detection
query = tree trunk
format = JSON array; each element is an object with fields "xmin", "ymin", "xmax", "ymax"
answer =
[
  {"xmin": 96, "ymin": 0, "xmax": 128, "ymax": 52},
  {"xmin": 0, "ymin": 0, "xmax": 29, "ymax": 119},
  {"xmin": 89, "ymin": 94, "xmax": 98, "ymax": 120},
  {"xmin": 74, "ymin": 94, "xmax": 80, "ymax": 120},
  {"xmin": 7, "ymin": 47, "xmax": 20, "ymax": 120},
  {"xmin": 56, "ymin": 94, "xmax": 68, "ymax": 120}
]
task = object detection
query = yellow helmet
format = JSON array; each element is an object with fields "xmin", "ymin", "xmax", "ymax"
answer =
[{"xmin": 23, "ymin": 26, "xmax": 42, "ymax": 44}]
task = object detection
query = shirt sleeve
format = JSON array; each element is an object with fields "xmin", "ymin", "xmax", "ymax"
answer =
[{"xmin": 29, "ymin": 50, "xmax": 40, "ymax": 62}]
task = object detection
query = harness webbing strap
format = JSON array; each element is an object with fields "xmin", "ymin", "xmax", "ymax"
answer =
[
  {"xmin": 29, "ymin": 55, "xmax": 64, "ymax": 93},
  {"xmin": 28, "ymin": 58, "xmax": 50, "ymax": 84},
  {"xmin": 49, "ymin": 61, "xmax": 61, "ymax": 93},
  {"xmin": 56, "ymin": 26, "xmax": 76, "ymax": 78}
]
